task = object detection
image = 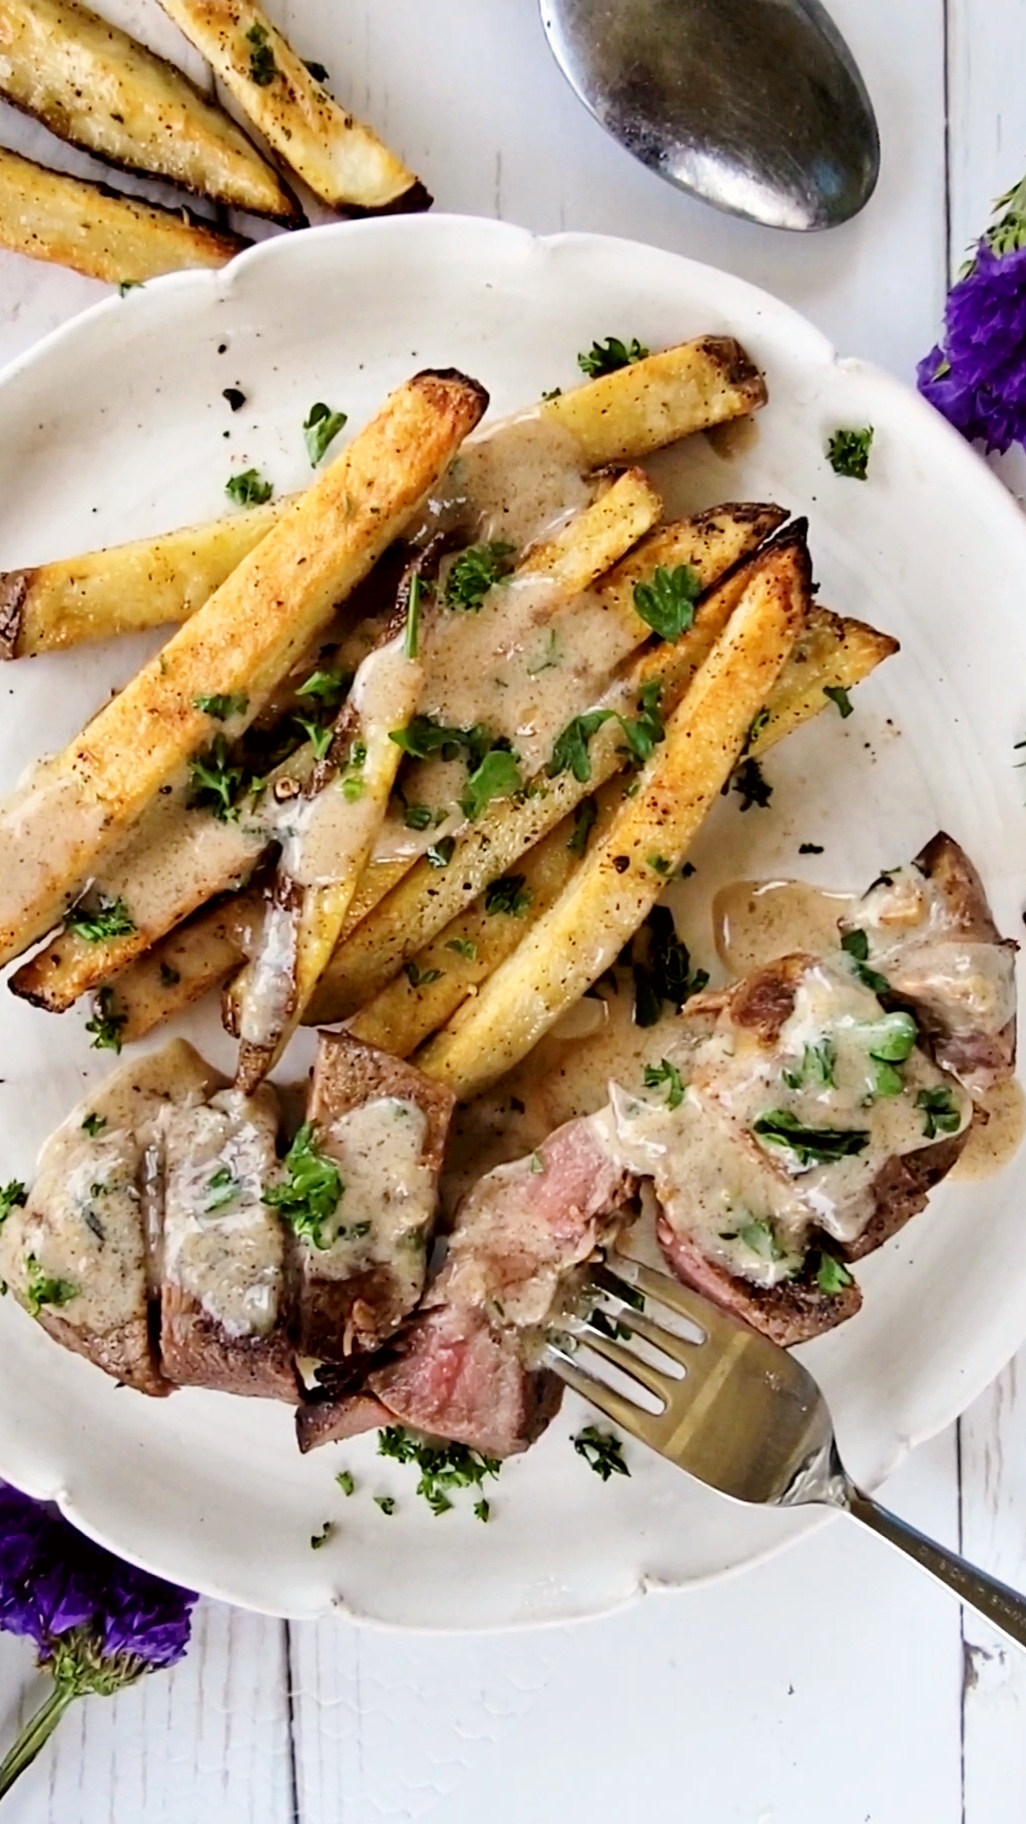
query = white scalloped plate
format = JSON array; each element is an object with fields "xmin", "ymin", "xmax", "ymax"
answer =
[{"xmin": 0, "ymin": 216, "xmax": 1024, "ymax": 1626}]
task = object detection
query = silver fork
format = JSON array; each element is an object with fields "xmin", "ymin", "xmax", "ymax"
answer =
[{"xmin": 544, "ymin": 1256, "xmax": 1026, "ymax": 1648}]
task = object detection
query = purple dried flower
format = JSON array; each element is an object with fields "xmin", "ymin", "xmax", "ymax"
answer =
[
  {"xmin": 0, "ymin": 1483, "xmax": 196, "ymax": 1797},
  {"xmin": 918, "ymin": 178, "xmax": 1026, "ymax": 455}
]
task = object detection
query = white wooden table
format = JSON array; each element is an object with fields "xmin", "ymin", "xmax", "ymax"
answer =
[{"xmin": 0, "ymin": 2, "xmax": 1024, "ymax": 1818}]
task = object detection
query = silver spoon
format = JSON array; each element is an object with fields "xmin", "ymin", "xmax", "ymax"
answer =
[{"xmin": 539, "ymin": 0, "xmax": 880, "ymax": 231}]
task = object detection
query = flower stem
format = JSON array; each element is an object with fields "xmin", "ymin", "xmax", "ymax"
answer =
[{"xmin": 0, "ymin": 1679, "xmax": 76, "ymax": 1798}]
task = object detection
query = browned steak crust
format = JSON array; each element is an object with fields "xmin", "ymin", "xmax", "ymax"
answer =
[
  {"xmin": 657, "ymin": 1215, "xmax": 862, "ymax": 1346},
  {"xmin": 840, "ymin": 1128, "xmax": 972, "ymax": 1260},
  {"xmin": 161, "ymin": 1284, "xmax": 299, "ymax": 1401},
  {"xmin": 38, "ymin": 1309, "xmax": 172, "ymax": 1397}
]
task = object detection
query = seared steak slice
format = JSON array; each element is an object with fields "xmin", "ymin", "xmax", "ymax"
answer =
[
  {"xmin": 295, "ymin": 1357, "xmax": 394, "ymax": 1452},
  {"xmin": 657, "ymin": 1216, "xmax": 862, "ymax": 1344},
  {"xmin": 295, "ymin": 1031, "xmax": 454, "ymax": 1360},
  {"xmin": 0, "ymin": 1040, "xmax": 220, "ymax": 1395},
  {"xmin": 160, "ymin": 1086, "xmax": 296, "ymax": 1400},
  {"xmin": 846, "ymin": 832, "xmax": 1017, "ymax": 1097},
  {"xmin": 366, "ymin": 1115, "xmax": 638, "ymax": 1456}
]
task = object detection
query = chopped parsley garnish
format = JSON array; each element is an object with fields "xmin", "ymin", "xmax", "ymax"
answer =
[
  {"xmin": 0, "ymin": 1182, "xmax": 27, "ymax": 1226},
  {"xmin": 817, "ymin": 1252, "xmax": 855, "ymax": 1296},
  {"xmin": 916, "ymin": 1086, "xmax": 963, "ymax": 1139},
  {"xmin": 194, "ymin": 693, "xmax": 249, "ymax": 722},
  {"xmin": 474, "ymin": 1499, "xmax": 491, "ymax": 1523},
  {"xmin": 529, "ymin": 1152, "xmax": 544, "ymax": 1174},
  {"xmin": 445, "ymin": 542, "xmax": 515, "ymax": 610},
  {"xmin": 427, "ymin": 837, "xmax": 455, "ymax": 868},
  {"xmin": 24, "ymin": 1255, "xmax": 78, "ymax": 1318},
  {"xmin": 840, "ymin": 927, "xmax": 890, "ymax": 995},
  {"xmin": 404, "ymin": 960, "xmax": 443, "ymax": 988},
  {"xmin": 263, "ymin": 1124, "xmax": 343, "ymax": 1250},
  {"xmin": 159, "ymin": 961, "xmax": 181, "ymax": 988},
  {"xmin": 541, "ymin": 386, "xmax": 562, "ymax": 401},
  {"xmin": 222, "ymin": 387, "xmax": 246, "ymax": 412},
  {"xmin": 404, "ymin": 571, "xmax": 424, "ymax": 660},
  {"xmin": 569, "ymin": 798, "xmax": 597, "ymax": 855},
  {"xmin": 617, "ymin": 679, "xmax": 665, "ymax": 766},
  {"xmin": 118, "ymin": 280, "xmax": 142, "ymax": 296},
  {"xmin": 225, "ymin": 467, "xmax": 273, "ymax": 508},
  {"xmin": 549, "ymin": 681, "xmax": 665, "ymax": 785},
  {"xmin": 446, "ymin": 937, "xmax": 477, "ymax": 960},
  {"xmin": 304, "ymin": 58, "xmax": 329, "ymax": 82},
  {"xmin": 389, "ymin": 714, "xmax": 490, "ymax": 765},
  {"xmin": 732, "ymin": 757, "xmax": 773, "ymax": 811},
  {"xmin": 753, "ymin": 1110, "xmax": 870, "ymax": 1167},
  {"xmin": 782, "ymin": 1038, "xmax": 836, "ymax": 1090},
  {"xmin": 81, "ymin": 1115, "xmax": 105, "ymax": 1138},
  {"xmin": 292, "ymin": 713, "xmax": 334, "ymax": 763},
  {"xmin": 187, "ymin": 736, "xmax": 254, "ymax": 821},
  {"xmin": 632, "ymin": 906, "xmax": 709, "ymax": 1028},
  {"xmin": 459, "ymin": 746, "xmax": 523, "ymax": 821},
  {"xmin": 85, "ymin": 987, "xmax": 126, "ymax": 1053},
  {"xmin": 246, "ymin": 21, "xmax": 277, "ymax": 84},
  {"xmin": 632, "ymin": 564, "xmax": 701, "ymax": 641},
  {"xmin": 577, "ymin": 337, "xmax": 649, "ymax": 379},
  {"xmin": 723, "ymin": 1217, "xmax": 787, "ymax": 1263},
  {"xmin": 824, "ymin": 684, "xmax": 854, "ymax": 719},
  {"xmin": 206, "ymin": 1165, "xmax": 239, "ymax": 1213},
  {"xmin": 643, "ymin": 1058, "xmax": 685, "ymax": 1110},
  {"xmin": 864, "ymin": 1012, "xmax": 917, "ymax": 1063},
  {"xmin": 648, "ymin": 854, "xmax": 671, "ymax": 876},
  {"xmin": 827, "ymin": 427, "xmax": 874, "ymax": 480},
  {"xmin": 377, "ymin": 1426, "xmax": 502, "ymax": 1516},
  {"xmin": 374, "ymin": 1496, "xmax": 396, "ymax": 1516},
  {"xmin": 484, "ymin": 874, "xmax": 532, "ymax": 917},
  {"xmin": 573, "ymin": 1426, "xmax": 630, "ymax": 1480},
  {"xmin": 297, "ymin": 669, "xmax": 350, "ymax": 709},
  {"xmin": 303, "ymin": 402, "xmax": 348, "ymax": 466},
  {"xmin": 310, "ymin": 1523, "xmax": 333, "ymax": 1549},
  {"xmin": 336, "ymin": 1470, "xmax": 355, "ymax": 1497},
  {"xmin": 66, "ymin": 896, "xmax": 135, "ymax": 944},
  {"xmin": 403, "ymin": 801, "xmax": 435, "ymax": 831}
]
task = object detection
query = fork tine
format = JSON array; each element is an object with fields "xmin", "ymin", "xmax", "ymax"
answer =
[
  {"xmin": 605, "ymin": 1256, "xmax": 738, "ymax": 1340},
  {"xmin": 572, "ymin": 1322, "xmax": 673, "ymax": 1404},
  {"xmin": 542, "ymin": 1341, "xmax": 651, "ymax": 1432},
  {"xmin": 595, "ymin": 1300, "xmax": 700, "ymax": 1370}
]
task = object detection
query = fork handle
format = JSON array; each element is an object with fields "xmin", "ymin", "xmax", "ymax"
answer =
[{"xmin": 846, "ymin": 1485, "xmax": 1026, "ymax": 1649}]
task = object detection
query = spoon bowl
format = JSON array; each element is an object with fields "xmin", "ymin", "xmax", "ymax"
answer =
[{"xmin": 540, "ymin": 0, "xmax": 880, "ymax": 231}]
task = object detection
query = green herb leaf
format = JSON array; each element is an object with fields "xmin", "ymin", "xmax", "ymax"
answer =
[
  {"xmin": 648, "ymin": 854, "xmax": 671, "ymax": 877},
  {"xmin": 548, "ymin": 709, "xmax": 614, "ymax": 783},
  {"xmin": 445, "ymin": 542, "xmax": 515, "ymax": 610},
  {"xmin": 297, "ymin": 669, "xmax": 350, "ymax": 708},
  {"xmin": 66, "ymin": 896, "xmax": 135, "ymax": 944},
  {"xmin": 377, "ymin": 1426, "xmax": 501, "ymax": 1514},
  {"xmin": 24, "ymin": 1254, "xmax": 78, "ymax": 1317},
  {"xmin": 632, "ymin": 564, "xmax": 701, "ymax": 641},
  {"xmin": 292, "ymin": 713, "xmax": 334, "ymax": 763},
  {"xmin": 427, "ymin": 837, "xmax": 456, "ymax": 868},
  {"xmin": 310, "ymin": 1522, "xmax": 333, "ymax": 1549},
  {"xmin": 205, "ymin": 1165, "xmax": 239, "ymax": 1213},
  {"xmin": 753, "ymin": 1110, "xmax": 870, "ymax": 1167},
  {"xmin": 404, "ymin": 960, "xmax": 443, "ymax": 988},
  {"xmin": 643, "ymin": 1058, "xmax": 685, "ymax": 1110},
  {"xmin": 389, "ymin": 714, "xmax": 490, "ymax": 764},
  {"xmin": 572, "ymin": 1425, "xmax": 630, "ymax": 1480},
  {"xmin": 85, "ymin": 987, "xmax": 126, "ymax": 1053},
  {"xmin": 864, "ymin": 1011, "xmax": 918, "ymax": 1063},
  {"xmin": 336, "ymin": 1470, "xmax": 355, "ymax": 1497},
  {"xmin": 445, "ymin": 937, "xmax": 477, "ymax": 960},
  {"xmin": 817, "ymin": 1252, "xmax": 855, "ymax": 1296},
  {"xmin": 734, "ymin": 1217, "xmax": 787, "ymax": 1262},
  {"xmin": 404, "ymin": 570, "xmax": 424, "ymax": 660},
  {"xmin": 616, "ymin": 679, "xmax": 665, "ymax": 767},
  {"xmin": 187, "ymin": 735, "xmax": 251, "ymax": 821},
  {"xmin": 0, "ymin": 1182, "xmax": 27, "ymax": 1225},
  {"xmin": 827, "ymin": 427, "xmax": 874, "ymax": 480},
  {"xmin": 374, "ymin": 1495, "xmax": 396, "ymax": 1515},
  {"xmin": 872, "ymin": 1060, "xmax": 905, "ymax": 1098},
  {"xmin": 529, "ymin": 1152, "xmax": 544, "ymax": 1174},
  {"xmin": 194, "ymin": 693, "xmax": 249, "ymax": 722},
  {"xmin": 246, "ymin": 21, "xmax": 277, "ymax": 84},
  {"xmin": 304, "ymin": 402, "xmax": 348, "ymax": 466},
  {"xmin": 569, "ymin": 798, "xmax": 597, "ymax": 855},
  {"xmin": 732, "ymin": 757, "xmax": 773, "ymax": 811},
  {"xmin": 484, "ymin": 874, "xmax": 532, "ymax": 917},
  {"xmin": 577, "ymin": 337, "xmax": 649, "ymax": 379},
  {"xmin": 824, "ymin": 684, "xmax": 854, "ymax": 719},
  {"xmin": 459, "ymin": 747, "xmax": 523, "ymax": 821},
  {"xmin": 840, "ymin": 927, "xmax": 890, "ymax": 995},
  {"xmin": 632, "ymin": 906, "xmax": 709, "ymax": 1028},
  {"xmin": 916, "ymin": 1086, "xmax": 963, "ymax": 1139},
  {"xmin": 225, "ymin": 467, "xmax": 273, "ymax": 507},
  {"xmin": 474, "ymin": 1498, "xmax": 491, "ymax": 1522},
  {"xmin": 403, "ymin": 801, "xmax": 435, "ymax": 831},
  {"xmin": 263, "ymin": 1124, "xmax": 343, "ymax": 1249},
  {"xmin": 118, "ymin": 280, "xmax": 143, "ymax": 296},
  {"xmin": 81, "ymin": 1115, "xmax": 105, "ymax": 1138}
]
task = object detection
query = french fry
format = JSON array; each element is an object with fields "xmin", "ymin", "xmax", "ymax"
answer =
[
  {"xmin": 0, "ymin": 499, "xmax": 286, "ymax": 660},
  {"xmin": 0, "ymin": 369, "xmax": 488, "ymax": 970},
  {"xmin": 416, "ymin": 538, "xmax": 811, "ymax": 1098},
  {"xmin": 159, "ymin": 0, "xmax": 428, "ymax": 213},
  {"xmin": 3, "ymin": 337, "xmax": 768, "ymax": 658},
  {"xmin": 0, "ymin": 145, "xmax": 248, "ymax": 286},
  {"xmin": 105, "ymin": 598, "xmax": 898, "ymax": 1047},
  {"xmin": 540, "ymin": 337, "xmax": 766, "ymax": 464},
  {"xmin": 0, "ymin": 0, "xmax": 299, "ymax": 222}
]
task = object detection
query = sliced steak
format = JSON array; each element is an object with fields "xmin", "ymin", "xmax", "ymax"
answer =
[
  {"xmin": 657, "ymin": 1215, "xmax": 862, "ymax": 1345},
  {"xmin": 295, "ymin": 1356, "xmax": 394, "ymax": 1452},
  {"xmin": 0, "ymin": 1040, "xmax": 220, "ymax": 1395},
  {"xmin": 369, "ymin": 1304, "xmax": 564, "ymax": 1460},
  {"xmin": 160, "ymin": 1085, "xmax": 296, "ymax": 1400},
  {"xmin": 846, "ymin": 832, "xmax": 1017, "ymax": 1097},
  {"xmin": 294, "ymin": 1031, "xmax": 454, "ymax": 1361}
]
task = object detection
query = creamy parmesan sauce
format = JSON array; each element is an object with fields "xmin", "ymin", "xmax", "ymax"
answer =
[
  {"xmin": 714, "ymin": 878, "xmax": 853, "ymax": 975},
  {"xmin": 162, "ymin": 1087, "xmax": 284, "ymax": 1338},
  {"xmin": 236, "ymin": 895, "xmax": 297, "ymax": 1048},
  {"xmin": 313, "ymin": 1098, "xmax": 433, "ymax": 1312},
  {"xmin": 950, "ymin": 1077, "xmax": 1026, "ymax": 1182},
  {"xmin": 856, "ymin": 866, "xmax": 1017, "ymax": 1040},
  {"xmin": 409, "ymin": 411, "xmax": 595, "ymax": 553},
  {"xmin": 0, "ymin": 758, "xmax": 111, "ymax": 937}
]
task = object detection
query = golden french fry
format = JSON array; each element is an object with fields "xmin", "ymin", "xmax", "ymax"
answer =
[
  {"xmin": 3, "ymin": 338, "xmax": 769, "ymax": 658},
  {"xmin": 114, "ymin": 889, "xmax": 260, "ymax": 1044},
  {"xmin": 0, "ymin": 0, "xmax": 299, "ymax": 221},
  {"xmin": 0, "ymin": 370, "xmax": 487, "ymax": 969},
  {"xmin": 416, "ymin": 537, "xmax": 810, "ymax": 1098},
  {"xmin": 159, "ymin": 0, "xmax": 427, "ymax": 212},
  {"xmin": 0, "ymin": 145, "xmax": 248, "ymax": 287}
]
